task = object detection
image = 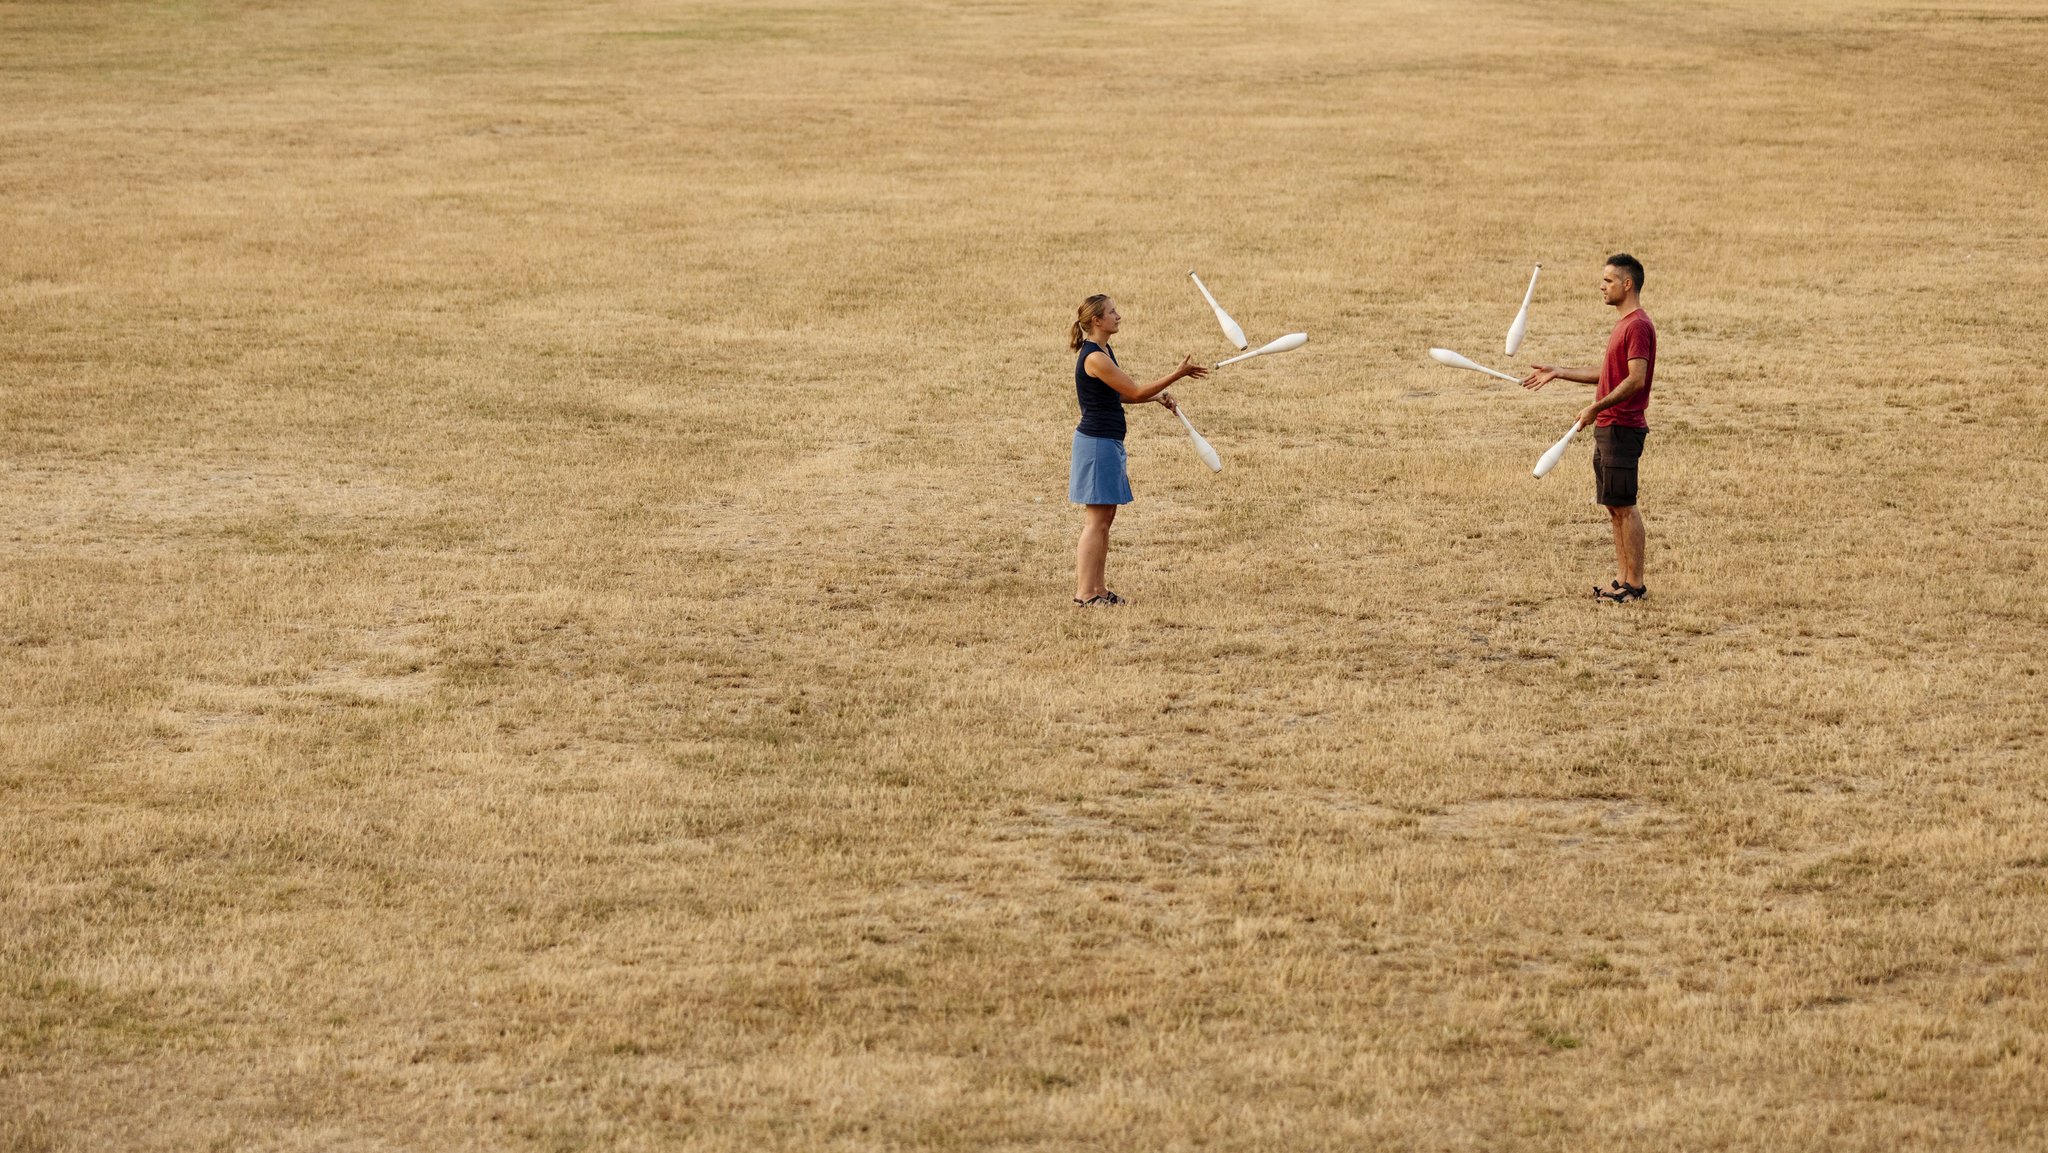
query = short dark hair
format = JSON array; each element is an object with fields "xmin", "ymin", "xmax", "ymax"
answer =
[{"xmin": 1605, "ymin": 253, "xmax": 1644, "ymax": 292}]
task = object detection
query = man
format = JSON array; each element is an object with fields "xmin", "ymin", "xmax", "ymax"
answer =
[{"xmin": 1522, "ymin": 254, "xmax": 1656, "ymax": 603}]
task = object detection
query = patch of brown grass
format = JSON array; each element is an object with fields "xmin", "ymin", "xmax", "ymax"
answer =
[{"xmin": 4, "ymin": 0, "xmax": 2046, "ymax": 1148}]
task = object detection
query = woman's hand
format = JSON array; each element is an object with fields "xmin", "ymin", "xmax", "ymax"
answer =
[
  {"xmin": 1157, "ymin": 390, "xmax": 1179, "ymax": 412},
  {"xmin": 1177, "ymin": 355, "xmax": 1210, "ymax": 381}
]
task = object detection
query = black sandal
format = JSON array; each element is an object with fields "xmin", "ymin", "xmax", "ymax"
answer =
[{"xmin": 1593, "ymin": 581, "xmax": 1647, "ymax": 604}]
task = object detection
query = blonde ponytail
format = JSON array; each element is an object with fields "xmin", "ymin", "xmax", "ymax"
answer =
[{"xmin": 1069, "ymin": 294, "xmax": 1111, "ymax": 351}]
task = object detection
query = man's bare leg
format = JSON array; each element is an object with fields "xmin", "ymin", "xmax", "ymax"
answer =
[{"xmin": 1608, "ymin": 505, "xmax": 1645, "ymax": 589}]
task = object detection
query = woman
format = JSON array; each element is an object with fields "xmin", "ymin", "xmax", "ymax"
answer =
[{"xmin": 1067, "ymin": 294, "xmax": 1208, "ymax": 606}]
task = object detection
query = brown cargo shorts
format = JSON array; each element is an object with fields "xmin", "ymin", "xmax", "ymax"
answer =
[{"xmin": 1592, "ymin": 425, "xmax": 1647, "ymax": 508}]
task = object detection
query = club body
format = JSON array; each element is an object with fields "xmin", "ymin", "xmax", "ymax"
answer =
[
  {"xmin": 1428, "ymin": 347, "xmax": 1521, "ymax": 383},
  {"xmin": 1176, "ymin": 408, "xmax": 1222, "ymax": 472},
  {"xmin": 1532, "ymin": 421, "xmax": 1582, "ymax": 478},
  {"xmin": 1188, "ymin": 271, "xmax": 1248, "ymax": 351},
  {"xmin": 1505, "ymin": 263, "xmax": 1541, "ymax": 356},
  {"xmin": 1216, "ymin": 332, "xmax": 1308, "ymax": 368}
]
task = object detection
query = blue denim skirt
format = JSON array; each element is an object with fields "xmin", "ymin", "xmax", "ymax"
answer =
[{"xmin": 1069, "ymin": 431, "xmax": 1133, "ymax": 505}]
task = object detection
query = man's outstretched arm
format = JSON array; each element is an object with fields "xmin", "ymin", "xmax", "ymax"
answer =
[{"xmin": 1521, "ymin": 364, "xmax": 1598, "ymax": 389}]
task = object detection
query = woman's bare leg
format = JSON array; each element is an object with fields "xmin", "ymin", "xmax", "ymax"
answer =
[{"xmin": 1075, "ymin": 504, "xmax": 1116, "ymax": 600}]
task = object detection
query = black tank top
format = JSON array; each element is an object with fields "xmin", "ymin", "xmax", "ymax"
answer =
[{"xmin": 1074, "ymin": 341, "xmax": 1125, "ymax": 441}]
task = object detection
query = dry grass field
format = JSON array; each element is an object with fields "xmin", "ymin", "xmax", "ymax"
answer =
[{"xmin": 5, "ymin": 0, "xmax": 2047, "ymax": 1148}]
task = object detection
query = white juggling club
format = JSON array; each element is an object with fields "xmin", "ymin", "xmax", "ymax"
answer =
[
  {"xmin": 1215, "ymin": 332, "xmax": 1307, "ymax": 368},
  {"xmin": 1428, "ymin": 347, "xmax": 1521, "ymax": 383},
  {"xmin": 1188, "ymin": 270, "xmax": 1248, "ymax": 351},
  {"xmin": 1505, "ymin": 263, "xmax": 1541, "ymax": 356},
  {"xmin": 1176, "ymin": 408, "xmax": 1222, "ymax": 472},
  {"xmin": 1531, "ymin": 421, "xmax": 1582, "ymax": 478}
]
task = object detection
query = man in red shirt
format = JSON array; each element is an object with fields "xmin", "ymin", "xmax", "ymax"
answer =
[{"xmin": 1522, "ymin": 254, "xmax": 1656, "ymax": 603}]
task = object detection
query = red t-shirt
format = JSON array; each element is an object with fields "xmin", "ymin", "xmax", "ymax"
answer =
[{"xmin": 1597, "ymin": 309, "xmax": 1655, "ymax": 429}]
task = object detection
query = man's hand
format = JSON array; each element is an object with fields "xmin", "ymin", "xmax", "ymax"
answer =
[
  {"xmin": 1522, "ymin": 365, "xmax": 1560, "ymax": 391},
  {"xmin": 1575, "ymin": 404, "xmax": 1599, "ymax": 429}
]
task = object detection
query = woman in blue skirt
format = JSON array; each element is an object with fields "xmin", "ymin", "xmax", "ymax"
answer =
[{"xmin": 1068, "ymin": 294, "xmax": 1208, "ymax": 606}]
